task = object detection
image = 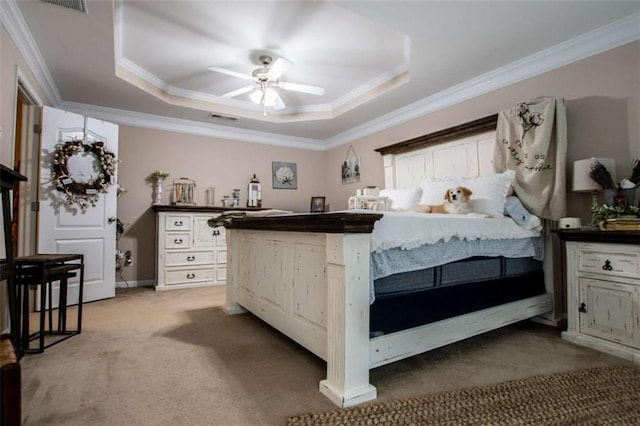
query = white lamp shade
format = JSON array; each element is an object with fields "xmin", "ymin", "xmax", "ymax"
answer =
[
  {"xmin": 249, "ymin": 89, "xmax": 263, "ymax": 105},
  {"xmin": 572, "ymin": 157, "xmax": 616, "ymax": 192},
  {"xmin": 249, "ymin": 87, "xmax": 278, "ymax": 107}
]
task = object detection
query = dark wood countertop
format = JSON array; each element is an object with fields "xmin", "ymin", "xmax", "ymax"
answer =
[
  {"xmin": 225, "ymin": 212, "xmax": 383, "ymax": 234},
  {"xmin": 151, "ymin": 205, "xmax": 268, "ymax": 213},
  {"xmin": 553, "ymin": 229, "xmax": 640, "ymax": 244}
]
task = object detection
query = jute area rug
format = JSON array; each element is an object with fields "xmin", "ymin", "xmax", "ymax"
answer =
[{"xmin": 287, "ymin": 366, "xmax": 640, "ymax": 425}]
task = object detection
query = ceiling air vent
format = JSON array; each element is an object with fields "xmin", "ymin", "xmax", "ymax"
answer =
[
  {"xmin": 41, "ymin": 0, "xmax": 88, "ymax": 14},
  {"xmin": 208, "ymin": 113, "xmax": 238, "ymax": 122}
]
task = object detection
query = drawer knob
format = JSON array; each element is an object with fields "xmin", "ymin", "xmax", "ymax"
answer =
[
  {"xmin": 602, "ymin": 260, "xmax": 613, "ymax": 271},
  {"xmin": 578, "ymin": 303, "xmax": 587, "ymax": 313},
  {"xmin": 186, "ymin": 256, "xmax": 195, "ymax": 261},
  {"xmin": 186, "ymin": 273, "xmax": 196, "ymax": 279},
  {"xmin": 174, "ymin": 238, "xmax": 183, "ymax": 244},
  {"xmin": 174, "ymin": 221, "xmax": 183, "ymax": 226}
]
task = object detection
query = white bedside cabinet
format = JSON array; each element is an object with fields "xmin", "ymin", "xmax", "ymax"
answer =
[{"xmin": 555, "ymin": 230, "xmax": 640, "ymax": 364}]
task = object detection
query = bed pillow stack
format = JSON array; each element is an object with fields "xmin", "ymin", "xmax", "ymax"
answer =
[
  {"xmin": 380, "ymin": 187, "xmax": 423, "ymax": 211},
  {"xmin": 419, "ymin": 170, "xmax": 515, "ymax": 217},
  {"xmin": 504, "ymin": 195, "xmax": 542, "ymax": 231}
]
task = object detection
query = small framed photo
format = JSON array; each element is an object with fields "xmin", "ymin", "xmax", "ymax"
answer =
[{"xmin": 310, "ymin": 196, "xmax": 326, "ymax": 213}]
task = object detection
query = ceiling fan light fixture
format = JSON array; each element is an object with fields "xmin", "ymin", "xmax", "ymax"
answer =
[
  {"xmin": 249, "ymin": 89, "xmax": 263, "ymax": 105},
  {"xmin": 262, "ymin": 88, "xmax": 278, "ymax": 107},
  {"xmin": 250, "ymin": 87, "xmax": 278, "ymax": 107}
]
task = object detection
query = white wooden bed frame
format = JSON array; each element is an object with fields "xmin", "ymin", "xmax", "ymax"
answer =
[{"xmin": 225, "ymin": 122, "xmax": 560, "ymax": 408}]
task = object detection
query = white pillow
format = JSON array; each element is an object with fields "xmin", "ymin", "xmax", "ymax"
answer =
[
  {"xmin": 419, "ymin": 179, "xmax": 458, "ymax": 205},
  {"xmin": 380, "ymin": 187, "xmax": 422, "ymax": 211},
  {"xmin": 419, "ymin": 170, "xmax": 515, "ymax": 217}
]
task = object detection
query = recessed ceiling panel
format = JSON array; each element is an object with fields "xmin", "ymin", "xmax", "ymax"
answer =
[{"xmin": 116, "ymin": 0, "xmax": 410, "ymax": 122}]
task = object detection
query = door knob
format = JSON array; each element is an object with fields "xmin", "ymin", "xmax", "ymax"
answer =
[{"xmin": 108, "ymin": 217, "xmax": 117, "ymax": 224}]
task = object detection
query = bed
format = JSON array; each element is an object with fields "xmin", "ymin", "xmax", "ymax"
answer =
[{"xmin": 223, "ymin": 116, "xmax": 561, "ymax": 408}]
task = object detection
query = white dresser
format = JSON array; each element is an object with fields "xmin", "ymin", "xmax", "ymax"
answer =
[
  {"xmin": 556, "ymin": 230, "xmax": 640, "ymax": 364},
  {"xmin": 153, "ymin": 206, "xmax": 265, "ymax": 291}
]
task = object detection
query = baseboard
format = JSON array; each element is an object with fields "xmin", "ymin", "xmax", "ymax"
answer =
[
  {"xmin": 532, "ymin": 314, "xmax": 567, "ymax": 329},
  {"xmin": 116, "ymin": 279, "xmax": 154, "ymax": 289}
]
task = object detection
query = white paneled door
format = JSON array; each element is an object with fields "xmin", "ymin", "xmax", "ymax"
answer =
[{"xmin": 38, "ymin": 106, "xmax": 118, "ymax": 304}]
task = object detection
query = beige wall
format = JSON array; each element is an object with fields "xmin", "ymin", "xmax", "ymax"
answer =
[
  {"xmin": 1, "ymin": 15, "xmax": 638, "ymax": 290},
  {"xmin": 116, "ymin": 126, "xmax": 326, "ymax": 283},
  {"xmin": 326, "ymin": 41, "xmax": 640, "ymax": 225}
]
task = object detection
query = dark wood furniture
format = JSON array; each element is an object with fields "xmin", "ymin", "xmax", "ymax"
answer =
[
  {"xmin": 1, "ymin": 334, "xmax": 20, "ymax": 426},
  {"xmin": 553, "ymin": 228, "xmax": 640, "ymax": 244},
  {"xmin": 224, "ymin": 212, "xmax": 383, "ymax": 233},
  {"xmin": 1, "ymin": 165, "xmax": 27, "ymax": 343},
  {"xmin": 1, "ymin": 164, "xmax": 26, "ymax": 425},
  {"xmin": 13, "ymin": 253, "xmax": 85, "ymax": 354}
]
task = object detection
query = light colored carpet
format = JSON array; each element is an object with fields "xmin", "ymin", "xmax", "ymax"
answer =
[
  {"xmin": 20, "ymin": 286, "xmax": 631, "ymax": 425},
  {"xmin": 287, "ymin": 365, "xmax": 640, "ymax": 425}
]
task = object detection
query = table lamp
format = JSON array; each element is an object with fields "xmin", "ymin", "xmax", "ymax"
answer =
[{"xmin": 573, "ymin": 157, "xmax": 616, "ymax": 208}]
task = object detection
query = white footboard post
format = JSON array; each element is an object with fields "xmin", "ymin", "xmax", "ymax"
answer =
[
  {"xmin": 320, "ymin": 233, "xmax": 377, "ymax": 407},
  {"xmin": 224, "ymin": 229, "xmax": 246, "ymax": 315}
]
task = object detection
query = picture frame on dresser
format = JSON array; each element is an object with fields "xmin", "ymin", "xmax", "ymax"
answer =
[{"xmin": 310, "ymin": 196, "xmax": 325, "ymax": 213}]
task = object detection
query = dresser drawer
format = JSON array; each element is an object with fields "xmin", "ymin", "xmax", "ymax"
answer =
[
  {"xmin": 165, "ymin": 214, "xmax": 191, "ymax": 231},
  {"xmin": 578, "ymin": 248, "xmax": 639, "ymax": 279},
  {"xmin": 164, "ymin": 267, "xmax": 215, "ymax": 285},
  {"xmin": 165, "ymin": 250, "xmax": 214, "ymax": 266},
  {"xmin": 165, "ymin": 232, "xmax": 191, "ymax": 249}
]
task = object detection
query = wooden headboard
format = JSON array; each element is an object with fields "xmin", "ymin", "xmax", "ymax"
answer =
[{"xmin": 375, "ymin": 115, "xmax": 498, "ymax": 189}]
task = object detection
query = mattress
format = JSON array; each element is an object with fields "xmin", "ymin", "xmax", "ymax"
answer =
[
  {"xmin": 370, "ymin": 256, "xmax": 545, "ymax": 334},
  {"xmin": 374, "ymin": 255, "xmax": 543, "ymax": 298}
]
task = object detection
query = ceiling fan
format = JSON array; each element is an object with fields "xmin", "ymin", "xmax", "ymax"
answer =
[{"xmin": 209, "ymin": 55, "xmax": 325, "ymax": 112}]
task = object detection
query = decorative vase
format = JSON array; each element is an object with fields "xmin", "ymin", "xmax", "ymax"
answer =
[
  {"xmin": 620, "ymin": 186, "xmax": 638, "ymax": 207},
  {"xmin": 153, "ymin": 178, "xmax": 164, "ymax": 205}
]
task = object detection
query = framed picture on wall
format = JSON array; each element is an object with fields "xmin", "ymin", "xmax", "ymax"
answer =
[
  {"xmin": 310, "ymin": 196, "xmax": 326, "ymax": 213},
  {"xmin": 272, "ymin": 162, "xmax": 297, "ymax": 189},
  {"xmin": 341, "ymin": 145, "xmax": 361, "ymax": 185}
]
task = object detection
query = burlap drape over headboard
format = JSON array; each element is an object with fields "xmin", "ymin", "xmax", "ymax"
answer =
[{"xmin": 493, "ymin": 97, "xmax": 567, "ymax": 220}]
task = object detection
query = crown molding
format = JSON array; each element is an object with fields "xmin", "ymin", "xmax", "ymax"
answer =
[
  {"xmin": 59, "ymin": 101, "xmax": 326, "ymax": 151},
  {"xmin": 324, "ymin": 12, "xmax": 640, "ymax": 150},
  {"xmin": 5, "ymin": 0, "xmax": 639, "ymax": 152},
  {"xmin": 0, "ymin": 0, "xmax": 61, "ymax": 105}
]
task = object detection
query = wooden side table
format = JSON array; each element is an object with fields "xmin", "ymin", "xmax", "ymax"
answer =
[{"xmin": 554, "ymin": 229, "xmax": 640, "ymax": 364}]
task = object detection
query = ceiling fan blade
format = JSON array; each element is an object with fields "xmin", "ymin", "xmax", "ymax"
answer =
[
  {"xmin": 266, "ymin": 57, "xmax": 293, "ymax": 80},
  {"xmin": 277, "ymin": 81, "xmax": 325, "ymax": 96},
  {"xmin": 272, "ymin": 91, "xmax": 286, "ymax": 110},
  {"xmin": 220, "ymin": 85, "xmax": 255, "ymax": 98},
  {"xmin": 208, "ymin": 66, "xmax": 254, "ymax": 81}
]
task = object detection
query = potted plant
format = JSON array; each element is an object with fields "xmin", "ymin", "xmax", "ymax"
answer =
[
  {"xmin": 147, "ymin": 171, "xmax": 170, "ymax": 182},
  {"xmin": 592, "ymin": 203, "xmax": 640, "ymax": 230},
  {"xmin": 147, "ymin": 171, "xmax": 170, "ymax": 205}
]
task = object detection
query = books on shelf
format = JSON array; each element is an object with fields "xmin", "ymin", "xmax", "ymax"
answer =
[{"xmin": 604, "ymin": 217, "xmax": 640, "ymax": 231}]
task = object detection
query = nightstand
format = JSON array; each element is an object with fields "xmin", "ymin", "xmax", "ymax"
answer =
[{"xmin": 554, "ymin": 229, "xmax": 640, "ymax": 364}]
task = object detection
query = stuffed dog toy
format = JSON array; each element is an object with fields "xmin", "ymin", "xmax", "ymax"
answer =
[{"xmin": 412, "ymin": 186, "xmax": 473, "ymax": 214}]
